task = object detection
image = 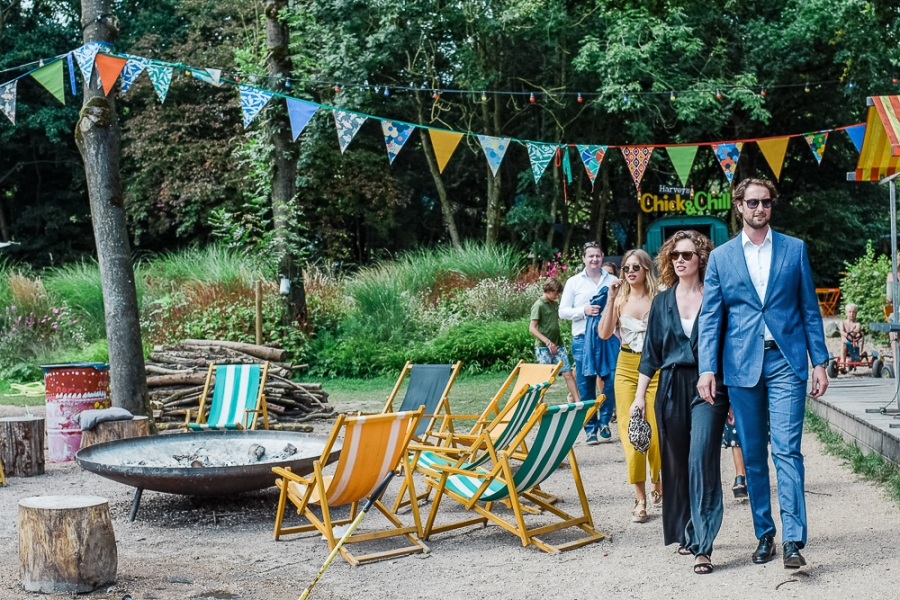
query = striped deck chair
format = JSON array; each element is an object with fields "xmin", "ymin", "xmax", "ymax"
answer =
[
  {"xmin": 392, "ymin": 382, "xmax": 548, "ymax": 513},
  {"xmin": 185, "ymin": 362, "xmax": 270, "ymax": 431},
  {"xmin": 422, "ymin": 400, "xmax": 610, "ymax": 553},
  {"xmin": 272, "ymin": 408, "xmax": 429, "ymax": 567},
  {"xmin": 382, "ymin": 361, "xmax": 462, "ymax": 444}
]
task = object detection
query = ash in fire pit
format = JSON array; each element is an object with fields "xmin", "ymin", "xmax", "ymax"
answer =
[{"xmin": 120, "ymin": 439, "xmax": 302, "ymax": 469}]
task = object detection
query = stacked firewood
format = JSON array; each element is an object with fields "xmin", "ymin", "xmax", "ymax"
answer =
[{"xmin": 146, "ymin": 339, "xmax": 333, "ymax": 428}]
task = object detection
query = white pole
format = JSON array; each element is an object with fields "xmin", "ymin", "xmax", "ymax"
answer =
[{"xmin": 892, "ymin": 180, "xmax": 900, "ymax": 408}]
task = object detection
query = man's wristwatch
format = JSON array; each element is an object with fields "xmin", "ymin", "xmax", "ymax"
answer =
[{"xmin": 816, "ymin": 360, "xmax": 830, "ymax": 369}]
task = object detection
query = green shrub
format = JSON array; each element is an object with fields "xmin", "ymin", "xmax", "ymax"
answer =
[
  {"xmin": 840, "ymin": 241, "xmax": 891, "ymax": 334},
  {"xmin": 419, "ymin": 319, "xmax": 536, "ymax": 374},
  {"xmin": 142, "ymin": 244, "xmax": 268, "ymax": 289}
]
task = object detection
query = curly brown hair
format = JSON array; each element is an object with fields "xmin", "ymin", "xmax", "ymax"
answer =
[
  {"xmin": 733, "ymin": 178, "xmax": 779, "ymax": 207},
  {"xmin": 655, "ymin": 230, "xmax": 715, "ymax": 288}
]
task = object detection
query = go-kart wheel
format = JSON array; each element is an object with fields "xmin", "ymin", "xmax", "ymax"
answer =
[
  {"xmin": 873, "ymin": 358, "xmax": 884, "ymax": 378},
  {"xmin": 826, "ymin": 359, "xmax": 839, "ymax": 379},
  {"xmin": 883, "ymin": 364, "xmax": 896, "ymax": 379}
]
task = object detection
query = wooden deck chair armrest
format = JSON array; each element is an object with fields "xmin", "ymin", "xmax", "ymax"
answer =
[
  {"xmin": 431, "ymin": 463, "xmax": 498, "ymax": 478},
  {"xmin": 442, "ymin": 413, "xmax": 484, "ymax": 420},
  {"xmin": 183, "ymin": 406, "xmax": 200, "ymax": 427},
  {"xmin": 407, "ymin": 443, "xmax": 470, "ymax": 456},
  {"xmin": 272, "ymin": 466, "xmax": 311, "ymax": 485}
]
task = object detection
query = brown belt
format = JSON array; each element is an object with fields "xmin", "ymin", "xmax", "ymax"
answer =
[{"xmin": 620, "ymin": 345, "xmax": 640, "ymax": 354}]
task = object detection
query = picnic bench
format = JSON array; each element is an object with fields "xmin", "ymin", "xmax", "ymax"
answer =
[{"xmin": 816, "ymin": 288, "xmax": 841, "ymax": 317}]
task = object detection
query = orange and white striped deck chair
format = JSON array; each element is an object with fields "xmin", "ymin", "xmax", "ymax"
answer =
[{"xmin": 272, "ymin": 407, "xmax": 428, "ymax": 566}]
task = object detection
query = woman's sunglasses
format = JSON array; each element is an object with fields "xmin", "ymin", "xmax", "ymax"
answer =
[
  {"xmin": 743, "ymin": 198, "xmax": 772, "ymax": 209},
  {"xmin": 621, "ymin": 265, "xmax": 643, "ymax": 274},
  {"xmin": 669, "ymin": 251, "xmax": 698, "ymax": 262}
]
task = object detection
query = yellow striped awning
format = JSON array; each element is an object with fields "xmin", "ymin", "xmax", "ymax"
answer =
[{"xmin": 853, "ymin": 96, "xmax": 900, "ymax": 181}]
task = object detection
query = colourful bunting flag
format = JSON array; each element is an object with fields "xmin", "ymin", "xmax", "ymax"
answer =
[
  {"xmin": 666, "ymin": 145, "xmax": 698, "ymax": 186},
  {"xmin": 333, "ymin": 110, "xmax": 366, "ymax": 153},
  {"xmin": 380, "ymin": 120, "xmax": 415, "ymax": 164},
  {"xmin": 193, "ymin": 68, "xmax": 224, "ymax": 87},
  {"xmin": 0, "ymin": 81, "xmax": 15, "ymax": 125},
  {"xmin": 527, "ymin": 142, "xmax": 557, "ymax": 184},
  {"xmin": 120, "ymin": 58, "xmax": 148, "ymax": 94},
  {"xmin": 285, "ymin": 97, "xmax": 318, "ymax": 141},
  {"xmin": 576, "ymin": 145, "xmax": 608, "ymax": 187},
  {"xmin": 146, "ymin": 64, "xmax": 173, "ymax": 103},
  {"xmin": 804, "ymin": 131, "xmax": 829, "ymax": 164},
  {"xmin": 712, "ymin": 142, "xmax": 743, "ymax": 183},
  {"xmin": 67, "ymin": 52, "xmax": 77, "ymax": 95},
  {"xmin": 845, "ymin": 124, "xmax": 866, "ymax": 153},
  {"xmin": 239, "ymin": 86, "xmax": 273, "ymax": 128},
  {"xmin": 73, "ymin": 43, "xmax": 101, "ymax": 87},
  {"xmin": 429, "ymin": 129, "xmax": 463, "ymax": 173},
  {"xmin": 621, "ymin": 147, "xmax": 653, "ymax": 190},
  {"xmin": 94, "ymin": 54, "xmax": 128, "ymax": 96},
  {"xmin": 30, "ymin": 60, "xmax": 65, "ymax": 104},
  {"xmin": 756, "ymin": 137, "xmax": 790, "ymax": 180},
  {"xmin": 477, "ymin": 135, "xmax": 510, "ymax": 177}
]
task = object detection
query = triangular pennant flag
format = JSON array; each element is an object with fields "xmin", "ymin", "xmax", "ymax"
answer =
[
  {"xmin": 239, "ymin": 86, "xmax": 273, "ymax": 128},
  {"xmin": 804, "ymin": 131, "xmax": 829, "ymax": 164},
  {"xmin": 193, "ymin": 68, "xmax": 224, "ymax": 87},
  {"xmin": 67, "ymin": 52, "xmax": 77, "ymax": 95},
  {"xmin": 666, "ymin": 145, "xmax": 698, "ymax": 186},
  {"xmin": 94, "ymin": 54, "xmax": 128, "ymax": 96},
  {"xmin": 527, "ymin": 142, "xmax": 557, "ymax": 184},
  {"xmin": 845, "ymin": 124, "xmax": 866, "ymax": 153},
  {"xmin": 120, "ymin": 58, "xmax": 148, "ymax": 94},
  {"xmin": 145, "ymin": 64, "xmax": 173, "ymax": 103},
  {"xmin": 73, "ymin": 43, "xmax": 101, "ymax": 87},
  {"xmin": 381, "ymin": 120, "xmax": 416, "ymax": 164},
  {"xmin": 0, "ymin": 80, "xmax": 16, "ymax": 125},
  {"xmin": 30, "ymin": 60, "xmax": 65, "ymax": 104},
  {"xmin": 712, "ymin": 142, "xmax": 743, "ymax": 183},
  {"xmin": 333, "ymin": 110, "xmax": 366, "ymax": 153},
  {"xmin": 477, "ymin": 135, "xmax": 510, "ymax": 177},
  {"xmin": 756, "ymin": 137, "xmax": 790, "ymax": 180},
  {"xmin": 285, "ymin": 97, "xmax": 318, "ymax": 141},
  {"xmin": 576, "ymin": 144, "xmax": 608, "ymax": 187},
  {"xmin": 620, "ymin": 147, "xmax": 654, "ymax": 190},
  {"xmin": 429, "ymin": 129, "xmax": 463, "ymax": 173}
]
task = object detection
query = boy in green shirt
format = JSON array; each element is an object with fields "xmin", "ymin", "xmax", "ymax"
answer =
[{"xmin": 529, "ymin": 277, "xmax": 581, "ymax": 402}]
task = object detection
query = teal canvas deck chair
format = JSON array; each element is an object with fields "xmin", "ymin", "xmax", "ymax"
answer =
[
  {"xmin": 185, "ymin": 362, "xmax": 270, "ymax": 430},
  {"xmin": 392, "ymin": 382, "xmax": 548, "ymax": 513},
  {"xmin": 382, "ymin": 361, "xmax": 462, "ymax": 444},
  {"xmin": 422, "ymin": 400, "xmax": 610, "ymax": 553}
]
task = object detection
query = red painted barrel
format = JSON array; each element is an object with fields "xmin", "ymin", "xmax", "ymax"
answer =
[{"xmin": 41, "ymin": 363, "xmax": 111, "ymax": 462}]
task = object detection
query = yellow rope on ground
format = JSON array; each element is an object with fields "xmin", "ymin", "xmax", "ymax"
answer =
[{"xmin": 4, "ymin": 382, "xmax": 45, "ymax": 397}]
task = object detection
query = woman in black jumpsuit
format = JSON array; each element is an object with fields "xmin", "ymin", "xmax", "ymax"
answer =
[{"xmin": 632, "ymin": 230, "xmax": 729, "ymax": 575}]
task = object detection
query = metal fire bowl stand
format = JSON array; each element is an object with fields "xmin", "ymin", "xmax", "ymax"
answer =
[{"xmin": 76, "ymin": 430, "xmax": 341, "ymax": 521}]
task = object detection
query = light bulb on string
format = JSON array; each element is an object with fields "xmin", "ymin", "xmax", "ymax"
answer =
[
  {"xmin": 334, "ymin": 84, "xmax": 341, "ymax": 93},
  {"xmin": 285, "ymin": 80, "xmax": 291, "ymax": 89},
  {"xmin": 432, "ymin": 90, "xmax": 439, "ymax": 99},
  {"xmin": 577, "ymin": 93, "xmax": 583, "ymax": 103},
  {"xmin": 893, "ymin": 76, "xmax": 898, "ymax": 84},
  {"xmin": 670, "ymin": 91, "xmax": 676, "ymax": 102},
  {"xmin": 849, "ymin": 81, "xmax": 856, "ymax": 89},
  {"xmin": 760, "ymin": 87, "xmax": 766, "ymax": 97},
  {"xmin": 530, "ymin": 92, "xmax": 535, "ymax": 103},
  {"xmin": 716, "ymin": 89, "xmax": 722, "ymax": 100},
  {"xmin": 481, "ymin": 91, "xmax": 487, "ymax": 102},
  {"xmin": 804, "ymin": 83, "xmax": 810, "ymax": 93},
  {"xmin": 384, "ymin": 87, "xmax": 390, "ymax": 97},
  {"xmin": 624, "ymin": 94, "xmax": 630, "ymax": 103}
]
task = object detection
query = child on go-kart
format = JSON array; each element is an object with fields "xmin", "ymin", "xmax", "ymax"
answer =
[{"xmin": 840, "ymin": 303, "xmax": 866, "ymax": 365}]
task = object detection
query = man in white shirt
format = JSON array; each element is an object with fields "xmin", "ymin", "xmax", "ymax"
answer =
[
  {"xmin": 559, "ymin": 242, "xmax": 617, "ymax": 444},
  {"xmin": 697, "ymin": 178, "xmax": 829, "ymax": 570}
]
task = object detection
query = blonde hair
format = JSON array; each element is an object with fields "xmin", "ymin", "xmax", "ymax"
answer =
[
  {"xmin": 656, "ymin": 230, "xmax": 714, "ymax": 288},
  {"xmin": 615, "ymin": 249, "xmax": 658, "ymax": 314}
]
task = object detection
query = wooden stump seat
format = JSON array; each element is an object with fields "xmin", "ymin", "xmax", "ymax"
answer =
[
  {"xmin": 0, "ymin": 416, "xmax": 45, "ymax": 478},
  {"xmin": 80, "ymin": 415, "xmax": 150, "ymax": 449}
]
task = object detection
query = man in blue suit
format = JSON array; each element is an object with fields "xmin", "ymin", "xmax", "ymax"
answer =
[{"xmin": 697, "ymin": 178, "xmax": 829, "ymax": 569}]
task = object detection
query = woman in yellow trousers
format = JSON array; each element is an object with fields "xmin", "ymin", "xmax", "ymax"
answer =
[{"xmin": 598, "ymin": 249, "xmax": 662, "ymax": 523}]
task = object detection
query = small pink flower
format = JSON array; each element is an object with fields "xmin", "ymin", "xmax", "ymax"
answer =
[
  {"xmin": 52, "ymin": 323, "xmax": 58, "ymax": 329},
  {"xmin": 561, "ymin": 266, "xmax": 567, "ymax": 270},
  {"xmin": 52, "ymin": 308, "xmax": 59, "ymax": 314}
]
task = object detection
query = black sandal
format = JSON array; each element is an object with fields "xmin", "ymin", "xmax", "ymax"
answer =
[
  {"xmin": 677, "ymin": 545, "xmax": 693, "ymax": 556},
  {"xmin": 733, "ymin": 475, "xmax": 748, "ymax": 499},
  {"xmin": 693, "ymin": 555, "xmax": 714, "ymax": 574}
]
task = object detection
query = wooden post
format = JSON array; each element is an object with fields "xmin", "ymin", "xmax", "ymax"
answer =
[
  {"xmin": 80, "ymin": 416, "xmax": 150, "ymax": 449},
  {"xmin": 255, "ymin": 280, "xmax": 263, "ymax": 345},
  {"xmin": 0, "ymin": 416, "xmax": 45, "ymax": 477},
  {"xmin": 19, "ymin": 496, "xmax": 117, "ymax": 593}
]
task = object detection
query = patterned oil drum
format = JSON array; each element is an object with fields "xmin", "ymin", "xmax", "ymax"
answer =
[{"xmin": 41, "ymin": 363, "xmax": 111, "ymax": 462}]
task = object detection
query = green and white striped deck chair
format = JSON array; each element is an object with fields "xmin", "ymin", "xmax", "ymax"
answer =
[
  {"xmin": 422, "ymin": 400, "xmax": 610, "ymax": 553},
  {"xmin": 185, "ymin": 362, "xmax": 270, "ymax": 430},
  {"xmin": 392, "ymin": 382, "xmax": 548, "ymax": 513}
]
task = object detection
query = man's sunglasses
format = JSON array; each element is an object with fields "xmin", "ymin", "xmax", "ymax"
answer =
[
  {"xmin": 621, "ymin": 265, "xmax": 643, "ymax": 274},
  {"xmin": 583, "ymin": 241, "xmax": 601, "ymax": 249},
  {"xmin": 743, "ymin": 198, "xmax": 772, "ymax": 209},
  {"xmin": 669, "ymin": 251, "xmax": 698, "ymax": 262}
]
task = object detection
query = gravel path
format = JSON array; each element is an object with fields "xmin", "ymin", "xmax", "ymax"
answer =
[{"xmin": 1, "ymin": 399, "xmax": 898, "ymax": 600}]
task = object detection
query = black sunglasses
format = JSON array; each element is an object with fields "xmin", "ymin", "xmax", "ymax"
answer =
[
  {"xmin": 583, "ymin": 241, "xmax": 601, "ymax": 249},
  {"xmin": 669, "ymin": 251, "xmax": 698, "ymax": 262},
  {"xmin": 743, "ymin": 198, "xmax": 772, "ymax": 209},
  {"xmin": 621, "ymin": 265, "xmax": 643, "ymax": 273}
]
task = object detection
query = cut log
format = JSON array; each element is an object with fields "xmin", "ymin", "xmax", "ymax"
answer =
[
  {"xmin": 18, "ymin": 496, "xmax": 117, "ymax": 593},
  {"xmin": 147, "ymin": 374, "xmax": 208, "ymax": 387},
  {"xmin": 145, "ymin": 365, "xmax": 194, "ymax": 375},
  {"xmin": 80, "ymin": 416, "xmax": 151, "ymax": 449},
  {"xmin": 182, "ymin": 339, "xmax": 287, "ymax": 362},
  {"xmin": 0, "ymin": 416, "xmax": 45, "ymax": 477}
]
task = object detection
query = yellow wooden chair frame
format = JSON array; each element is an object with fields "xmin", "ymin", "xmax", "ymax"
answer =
[
  {"xmin": 272, "ymin": 407, "xmax": 428, "ymax": 567},
  {"xmin": 381, "ymin": 360, "xmax": 462, "ymax": 445},
  {"xmin": 184, "ymin": 362, "xmax": 270, "ymax": 431}
]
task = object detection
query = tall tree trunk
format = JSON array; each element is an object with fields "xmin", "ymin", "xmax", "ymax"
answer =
[
  {"xmin": 75, "ymin": 1, "xmax": 151, "ymax": 419},
  {"xmin": 416, "ymin": 97, "xmax": 460, "ymax": 247},
  {"xmin": 483, "ymin": 94, "xmax": 502, "ymax": 246},
  {"xmin": 265, "ymin": 0, "xmax": 306, "ymax": 325}
]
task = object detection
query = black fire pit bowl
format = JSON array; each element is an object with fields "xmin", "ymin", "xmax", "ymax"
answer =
[{"xmin": 76, "ymin": 429, "xmax": 340, "ymax": 497}]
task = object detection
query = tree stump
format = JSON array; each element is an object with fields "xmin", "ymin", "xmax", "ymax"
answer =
[
  {"xmin": 18, "ymin": 496, "xmax": 117, "ymax": 593},
  {"xmin": 0, "ymin": 416, "xmax": 45, "ymax": 477},
  {"xmin": 80, "ymin": 416, "xmax": 151, "ymax": 449}
]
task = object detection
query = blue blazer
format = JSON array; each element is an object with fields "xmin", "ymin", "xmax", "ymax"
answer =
[{"xmin": 698, "ymin": 230, "xmax": 829, "ymax": 387}]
